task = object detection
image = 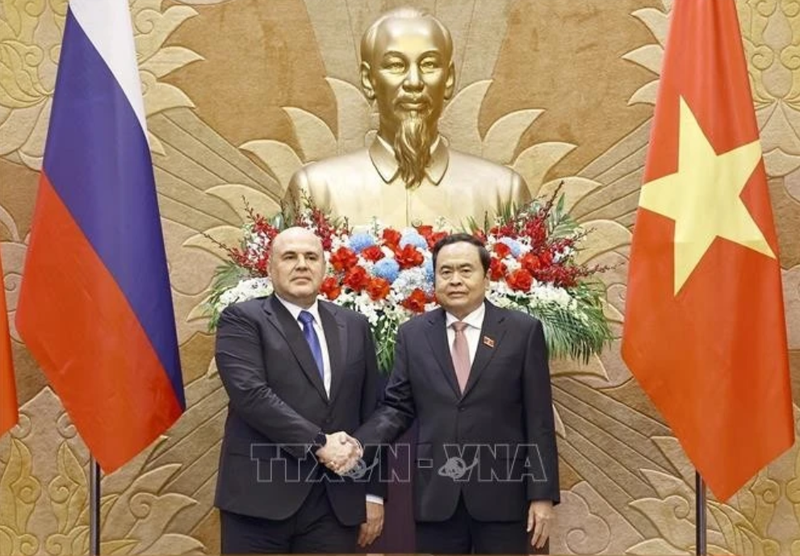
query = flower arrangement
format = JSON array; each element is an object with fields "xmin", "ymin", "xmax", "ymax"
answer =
[{"xmin": 207, "ymin": 188, "xmax": 612, "ymax": 373}]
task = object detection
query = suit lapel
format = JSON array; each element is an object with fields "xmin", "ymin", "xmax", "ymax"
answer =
[
  {"xmin": 462, "ymin": 301, "xmax": 506, "ymax": 399},
  {"xmin": 319, "ymin": 301, "xmax": 346, "ymax": 404},
  {"xmin": 262, "ymin": 296, "xmax": 328, "ymax": 402},
  {"xmin": 425, "ymin": 309, "xmax": 462, "ymax": 399}
]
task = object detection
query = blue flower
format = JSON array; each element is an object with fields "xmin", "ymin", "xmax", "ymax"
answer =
[
  {"xmin": 372, "ymin": 258, "xmax": 400, "ymax": 283},
  {"xmin": 423, "ymin": 259, "xmax": 434, "ymax": 283},
  {"xmin": 348, "ymin": 233, "xmax": 376, "ymax": 253},
  {"xmin": 497, "ymin": 237, "xmax": 523, "ymax": 258},
  {"xmin": 399, "ymin": 232, "xmax": 428, "ymax": 250}
]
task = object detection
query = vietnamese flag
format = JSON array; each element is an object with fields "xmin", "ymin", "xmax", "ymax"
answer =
[
  {"xmin": 0, "ymin": 251, "xmax": 18, "ymax": 437},
  {"xmin": 621, "ymin": 0, "xmax": 793, "ymax": 502}
]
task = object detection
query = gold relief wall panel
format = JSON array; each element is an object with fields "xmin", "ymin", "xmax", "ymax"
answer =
[{"xmin": 1, "ymin": 0, "xmax": 799, "ymax": 554}]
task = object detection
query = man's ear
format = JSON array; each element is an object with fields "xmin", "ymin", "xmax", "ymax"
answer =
[
  {"xmin": 444, "ymin": 60, "xmax": 455, "ymax": 100},
  {"xmin": 361, "ymin": 61, "xmax": 376, "ymax": 101}
]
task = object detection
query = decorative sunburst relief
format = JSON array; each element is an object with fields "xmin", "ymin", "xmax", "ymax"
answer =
[
  {"xmin": 182, "ymin": 76, "xmax": 629, "ymax": 434},
  {"xmin": 183, "ymin": 75, "xmax": 589, "ymax": 267},
  {"xmin": 0, "ymin": 0, "xmax": 201, "ymax": 170}
]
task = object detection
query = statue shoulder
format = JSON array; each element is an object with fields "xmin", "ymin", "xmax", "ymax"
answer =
[
  {"xmin": 286, "ymin": 148, "xmax": 373, "ymax": 203},
  {"xmin": 447, "ymin": 148, "xmax": 529, "ymax": 201},
  {"xmin": 447, "ymin": 148, "xmax": 521, "ymax": 179},
  {"xmin": 291, "ymin": 148, "xmax": 372, "ymax": 182}
]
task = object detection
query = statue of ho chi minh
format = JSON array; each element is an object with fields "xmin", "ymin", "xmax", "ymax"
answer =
[{"xmin": 286, "ymin": 7, "xmax": 531, "ymax": 229}]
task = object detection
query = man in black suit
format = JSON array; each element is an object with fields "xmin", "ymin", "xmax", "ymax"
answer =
[
  {"xmin": 348, "ymin": 233, "xmax": 559, "ymax": 554},
  {"xmin": 214, "ymin": 227, "xmax": 385, "ymax": 553}
]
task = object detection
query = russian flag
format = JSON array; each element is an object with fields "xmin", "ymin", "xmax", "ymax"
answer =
[{"xmin": 15, "ymin": 0, "xmax": 185, "ymax": 472}]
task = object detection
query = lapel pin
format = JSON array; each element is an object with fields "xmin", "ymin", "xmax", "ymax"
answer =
[{"xmin": 483, "ymin": 336, "xmax": 495, "ymax": 348}]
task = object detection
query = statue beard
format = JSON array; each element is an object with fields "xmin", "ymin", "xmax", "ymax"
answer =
[{"xmin": 393, "ymin": 111, "xmax": 432, "ymax": 189}]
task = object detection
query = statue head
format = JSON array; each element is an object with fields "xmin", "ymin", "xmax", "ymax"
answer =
[{"xmin": 360, "ymin": 8, "xmax": 456, "ymax": 187}]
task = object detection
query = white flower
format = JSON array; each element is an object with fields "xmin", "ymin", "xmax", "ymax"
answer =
[{"xmin": 216, "ymin": 277, "xmax": 273, "ymax": 313}]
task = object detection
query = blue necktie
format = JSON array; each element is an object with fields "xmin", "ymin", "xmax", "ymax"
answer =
[{"xmin": 298, "ymin": 310, "xmax": 324, "ymax": 379}]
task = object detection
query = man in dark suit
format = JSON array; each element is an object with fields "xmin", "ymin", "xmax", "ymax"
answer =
[
  {"xmin": 214, "ymin": 227, "xmax": 385, "ymax": 553},
  {"xmin": 349, "ymin": 233, "xmax": 559, "ymax": 554}
]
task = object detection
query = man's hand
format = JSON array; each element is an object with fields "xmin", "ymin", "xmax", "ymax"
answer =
[
  {"xmin": 316, "ymin": 431, "xmax": 362, "ymax": 474},
  {"xmin": 358, "ymin": 501, "xmax": 384, "ymax": 547},
  {"xmin": 527, "ymin": 500, "xmax": 554, "ymax": 549}
]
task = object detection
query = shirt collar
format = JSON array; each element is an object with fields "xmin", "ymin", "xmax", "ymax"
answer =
[
  {"xmin": 275, "ymin": 294, "xmax": 321, "ymax": 324},
  {"xmin": 369, "ymin": 133, "xmax": 450, "ymax": 185},
  {"xmin": 445, "ymin": 301, "xmax": 486, "ymax": 330}
]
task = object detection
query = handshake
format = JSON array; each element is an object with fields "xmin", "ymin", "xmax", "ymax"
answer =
[{"xmin": 315, "ymin": 432, "xmax": 363, "ymax": 475}]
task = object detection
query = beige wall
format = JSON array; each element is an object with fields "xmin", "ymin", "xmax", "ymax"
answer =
[{"xmin": 1, "ymin": 0, "xmax": 799, "ymax": 553}]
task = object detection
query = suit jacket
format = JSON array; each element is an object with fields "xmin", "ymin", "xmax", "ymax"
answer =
[
  {"xmin": 355, "ymin": 300, "xmax": 559, "ymax": 523},
  {"xmin": 214, "ymin": 295, "xmax": 385, "ymax": 525},
  {"xmin": 287, "ymin": 138, "xmax": 531, "ymax": 229}
]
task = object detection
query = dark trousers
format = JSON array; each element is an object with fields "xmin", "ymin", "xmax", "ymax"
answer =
[
  {"xmin": 220, "ymin": 482, "xmax": 359, "ymax": 554},
  {"xmin": 415, "ymin": 494, "xmax": 528, "ymax": 554}
]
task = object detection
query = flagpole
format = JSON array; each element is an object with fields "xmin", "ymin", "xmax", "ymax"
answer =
[
  {"xmin": 90, "ymin": 456, "xmax": 101, "ymax": 555},
  {"xmin": 695, "ymin": 471, "xmax": 707, "ymax": 556}
]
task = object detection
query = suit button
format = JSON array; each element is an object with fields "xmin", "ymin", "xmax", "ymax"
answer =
[
  {"xmin": 324, "ymin": 417, "xmax": 332, "ymax": 424},
  {"xmin": 458, "ymin": 407, "xmax": 465, "ymax": 412}
]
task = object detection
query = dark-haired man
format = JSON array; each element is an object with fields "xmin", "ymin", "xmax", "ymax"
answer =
[{"xmin": 349, "ymin": 233, "xmax": 559, "ymax": 554}]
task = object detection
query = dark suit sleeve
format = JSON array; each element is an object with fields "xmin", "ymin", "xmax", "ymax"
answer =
[
  {"xmin": 355, "ymin": 324, "xmax": 417, "ymax": 452},
  {"xmin": 523, "ymin": 319, "xmax": 560, "ymax": 504},
  {"xmin": 359, "ymin": 319, "xmax": 387, "ymax": 499},
  {"xmin": 215, "ymin": 304, "xmax": 318, "ymax": 459}
]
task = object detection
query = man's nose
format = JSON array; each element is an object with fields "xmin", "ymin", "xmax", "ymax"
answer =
[
  {"xmin": 296, "ymin": 255, "xmax": 309, "ymax": 268},
  {"xmin": 403, "ymin": 65, "xmax": 423, "ymax": 90}
]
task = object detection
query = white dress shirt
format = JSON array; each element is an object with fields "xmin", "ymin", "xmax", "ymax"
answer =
[
  {"xmin": 275, "ymin": 295, "xmax": 383, "ymax": 505},
  {"xmin": 275, "ymin": 295, "xmax": 331, "ymax": 396},
  {"xmin": 445, "ymin": 302, "xmax": 487, "ymax": 366}
]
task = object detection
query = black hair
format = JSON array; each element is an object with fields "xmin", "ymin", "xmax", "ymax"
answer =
[{"xmin": 431, "ymin": 233, "xmax": 490, "ymax": 275}]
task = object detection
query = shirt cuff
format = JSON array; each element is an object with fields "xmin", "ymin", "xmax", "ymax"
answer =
[{"xmin": 365, "ymin": 494, "xmax": 384, "ymax": 505}]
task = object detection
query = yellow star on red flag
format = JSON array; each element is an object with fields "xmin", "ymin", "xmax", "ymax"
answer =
[{"xmin": 638, "ymin": 96, "xmax": 775, "ymax": 294}]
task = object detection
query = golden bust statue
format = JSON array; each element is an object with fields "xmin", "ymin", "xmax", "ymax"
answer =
[{"xmin": 287, "ymin": 7, "xmax": 530, "ymax": 228}]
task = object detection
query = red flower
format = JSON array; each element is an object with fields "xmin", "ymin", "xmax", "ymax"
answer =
[
  {"xmin": 524, "ymin": 220, "xmax": 546, "ymax": 247},
  {"xmin": 366, "ymin": 278, "xmax": 391, "ymax": 301},
  {"xmin": 521, "ymin": 252, "xmax": 541, "ymax": 274},
  {"xmin": 382, "ymin": 229, "xmax": 402, "ymax": 250},
  {"xmin": 361, "ymin": 245, "xmax": 385, "ymax": 262},
  {"xmin": 343, "ymin": 265, "xmax": 370, "ymax": 292},
  {"xmin": 426, "ymin": 231, "xmax": 448, "ymax": 249},
  {"xmin": 319, "ymin": 276, "xmax": 341, "ymax": 300},
  {"xmin": 489, "ymin": 258, "xmax": 507, "ymax": 281},
  {"xmin": 493, "ymin": 242, "xmax": 511, "ymax": 259},
  {"xmin": 506, "ymin": 269, "xmax": 533, "ymax": 292},
  {"xmin": 329, "ymin": 247, "xmax": 358, "ymax": 272},
  {"xmin": 401, "ymin": 288, "xmax": 429, "ymax": 313},
  {"xmin": 394, "ymin": 244, "xmax": 424, "ymax": 269},
  {"xmin": 415, "ymin": 225, "xmax": 433, "ymax": 237}
]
